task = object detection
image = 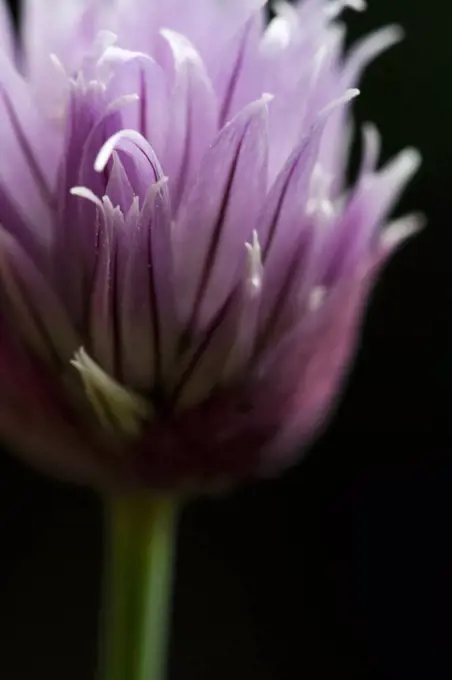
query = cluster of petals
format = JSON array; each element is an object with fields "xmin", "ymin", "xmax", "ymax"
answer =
[{"xmin": 0, "ymin": 0, "xmax": 421, "ymax": 489}]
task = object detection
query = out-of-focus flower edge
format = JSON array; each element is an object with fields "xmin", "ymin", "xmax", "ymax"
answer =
[{"xmin": 0, "ymin": 0, "xmax": 421, "ymax": 490}]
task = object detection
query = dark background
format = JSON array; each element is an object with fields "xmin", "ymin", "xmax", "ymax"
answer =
[{"xmin": 0, "ymin": 1, "xmax": 449, "ymax": 678}]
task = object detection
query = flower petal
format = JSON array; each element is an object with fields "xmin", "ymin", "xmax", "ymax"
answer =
[
  {"xmin": 119, "ymin": 179, "xmax": 175, "ymax": 392},
  {"xmin": 105, "ymin": 151, "xmax": 135, "ymax": 214},
  {"xmin": 0, "ymin": 51, "xmax": 59, "ymax": 229},
  {"xmin": 257, "ymin": 261, "xmax": 377, "ymax": 473},
  {"xmin": 88, "ymin": 197, "xmax": 122, "ymax": 378},
  {"xmin": 322, "ymin": 147, "xmax": 421, "ymax": 282},
  {"xmin": 213, "ymin": 11, "xmax": 265, "ymax": 127},
  {"xmin": 0, "ymin": 0, "xmax": 15, "ymax": 61},
  {"xmin": 0, "ymin": 228, "xmax": 79, "ymax": 366},
  {"xmin": 95, "ymin": 129, "xmax": 165, "ymax": 203},
  {"xmin": 160, "ymin": 29, "xmax": 218, "ymax": 211},
  {"xmin": 0, "ymin": 327, "xmax": 126, "ymax": 488},
  {"xmin": 21, "ymin": 0, "xmax": 98, "ymax": 84},
  {"xmin": 99, "ymin": 47, "xmax": 169, "ymax": 158},
  {"xmin": 174, "ymin": 96, "xmax": 270, "ymax": 333},
  {"xmin": 257, "ymin": 94, "xmax": 358, "ymax": 341},
  {"xmin": 318, "ymin": 25, "xmax": 404, "ymax": 187}
]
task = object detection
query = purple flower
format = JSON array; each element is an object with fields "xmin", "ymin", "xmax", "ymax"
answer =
[{"xmin": 0, "ymin": 0, "xmax": 421, "ymax": 490}]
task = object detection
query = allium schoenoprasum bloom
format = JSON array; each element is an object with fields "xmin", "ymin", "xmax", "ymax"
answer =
[{"xmin": 0, "ymin": 0, "xmax": 421, "ymax": 490}]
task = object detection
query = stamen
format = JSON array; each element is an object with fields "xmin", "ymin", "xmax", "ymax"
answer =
[{"xmin": 71, "ymin": 347, "xmax": 151, "ymax": 437}]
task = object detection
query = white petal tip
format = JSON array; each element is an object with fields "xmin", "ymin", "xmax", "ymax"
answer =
[
  {"xmin": 95, "ymin": 30, "xmax": 118, "ymax": 51},
  {"xmin": 70, "ymin": 186, "xmax": 103, "ymax": 208},
  {"xmin": 320, "ymin": 89, "xmax": 360, "ymax": 119},
  {"xmin": 49, "ymin": 53, "xmax": 66, "ymax": 75},
  {"xmin": 346, "ymin": 88, "xmax": 360, "ymax": 101},
  {"xmin": 94, "ymin": 129, "xmax": 154, "ymax": 174},
  {"xmin": 261, "ymin": 92, "xmax": 274, "ymax": 104},
  {"xmin": 381, "ymin": 213, "xmax": 425, "ymax": 251},
  {"xmin": 400, "ymin": 148, "xmax": 422, "ymax": 173},
  {"xmin": 363, "ymin": 121, "xmax": 380, "ymax": 136},
  {"xmin": 326, "ymin": 0, "xmax": 367, "ymax": 20},
  {"xmin": 346, "ymin": 0, "xmax": 367, "ymax": 11}
]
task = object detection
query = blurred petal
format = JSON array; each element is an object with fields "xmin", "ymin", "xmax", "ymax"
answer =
[
  {"xmin": 0, "ymin": 0, "xmax": 15, "ymax": 60},
  {"xmin": 322, "ymin": 147, "xmax": 421, "ymax": 282},
  {"xmin": 257, "ymin": 262, "xmax": 377, "ymax": 472},
  {"xmin": 0, "ymin": 326, "xmax": 126, "ymax": 488},
  {"xmin": 0, "ymin": 51, "xmax": 59, "ymax": 229},
  {"xmin": 0, "ymin": 228, "xmax": 79, "ymax": 366}
]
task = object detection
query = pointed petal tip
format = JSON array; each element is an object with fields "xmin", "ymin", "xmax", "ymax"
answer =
[
  {"xmin": 381, "ymin": 212, "xmax": 426, "ymax": 252},
  {"xmin": 348, "ymin": 0, "xmax": 367, "ymax": 11},
  {"xmin": 326, "ymin": 0, "xmax": 367, "ymax": 19},
  {"xmin": 318, "ymin": 88, "xmax": 360, "ymax": 120},
  {"xmin": 362, "ymin": 120, "xmax": 380, "ymax": 138},
  {"xmin": 387, "ymin": 147, "xmax": 422, "ymax": 185},
  {"xmin": 94, "ymin": 129, "xmax": 146, "ymax": 173},
  {"xmin": 160, "ymin": 27, "xmax": 203, "ymax": 65},
  {"xmin": 261, "ymin": 92, "xmax": 274, "ymax": 105},
  {"xmin": 105, "ymin": 93, "xmax": 140, "ymax": 115},
  {"xmin": 70, "ymin": 186, "xmax": 104, "ymax": 210},
  {"xmin": 363, "ymin": 24, "xmax": 406, "ymax": 56},
  {"xmin": 399, "ymin": 147, "xmax": 422, "ymax": 173}
]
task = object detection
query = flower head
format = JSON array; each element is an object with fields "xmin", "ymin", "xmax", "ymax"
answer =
[{"xmin": 0, "ymin": 0, "xmax": 421, "ymax": 489}]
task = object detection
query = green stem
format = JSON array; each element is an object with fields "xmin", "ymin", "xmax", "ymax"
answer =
[{"xmin": 99, "ymin": 494, "xmax": 179, "ymax": 680}]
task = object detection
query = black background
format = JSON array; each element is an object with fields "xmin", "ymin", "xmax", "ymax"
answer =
[{"xmin": 0, "ymin": 1, "xmax": 449, "ymax": 678}]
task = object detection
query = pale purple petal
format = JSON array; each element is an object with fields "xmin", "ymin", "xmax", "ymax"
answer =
[
  {"xmin": 0, "ymin": 228, "xmax": 79, "ymax": 366},
  {"xmin": 101, "ymin": 48, "xmax": 169, "ymax": 157},
  {"xmin": 213, "ymin": 11, "xmax": 265, "ymax": 127},
  {"xmin": 322, "ymin": 147, "xmax": 421, "ymax": 283},
  {"xmin": 120, "ymin": 180, "xmax": 175, "ymax": 391},
  {"xmin": 160, "ymin": 29, "xmax": 218, "ymax": 211},
  {"xmin": 21, "ymin": 0, "xmax": 98, "ymax": 83},
  {"xmin": 89, "ymin": 197, "xmax": 122, "ymax": 377},
  {"xmin": 0, "ymin": 51, "xmax": 60, "ymax": 229},
  {"xmin": 173, "ymin": 96, "xmax": 269, "ymax": 332},
  {"xmin": 318, "ymin": 25, "xmax": 404, "ymax": 188},
  {"xmin": 95, "ymin": 128, "xmax": 165, "ymax": 203},
  {"xmin": 106, "ymin": 152, "xmax": 135, "ymax": 213}
]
